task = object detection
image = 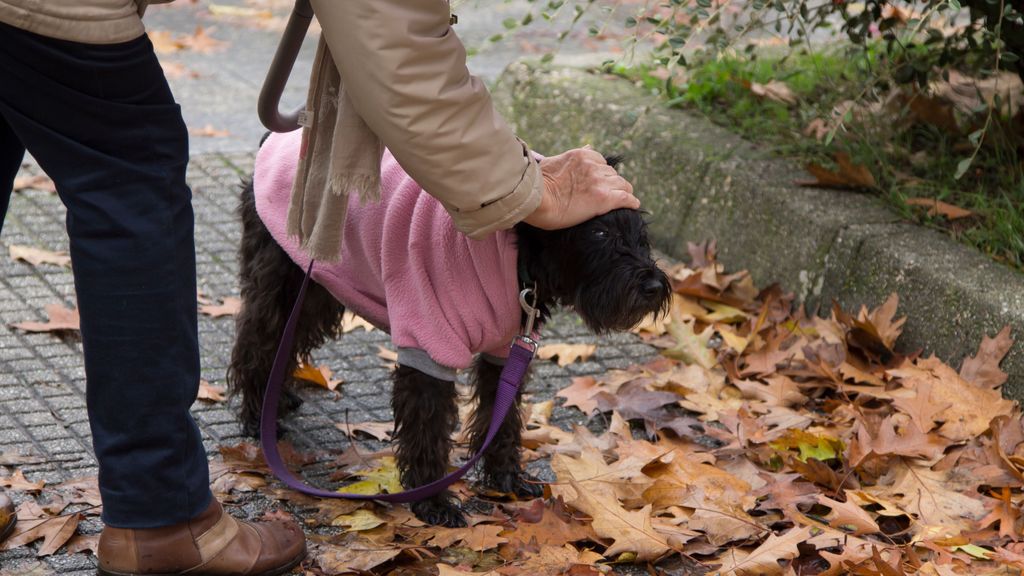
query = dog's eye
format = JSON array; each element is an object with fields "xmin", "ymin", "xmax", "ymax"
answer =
[{"xmin": 593, "ymin": 229, "xmax": 609, "ymax": 239}]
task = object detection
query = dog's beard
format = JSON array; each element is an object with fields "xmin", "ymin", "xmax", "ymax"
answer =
[{"xmin": 572, "ymin": 269, "xmax": 671, "ymax": 333}]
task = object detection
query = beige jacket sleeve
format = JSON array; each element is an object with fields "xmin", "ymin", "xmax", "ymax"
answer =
[{"xmin": 309, "ymin": 0, "xmax": 542, "ymax": 239}]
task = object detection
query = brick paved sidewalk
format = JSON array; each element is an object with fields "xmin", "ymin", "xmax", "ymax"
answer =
[{"xmin": 0, "ymin": 153, "xmax": 661, "ymax": 574}]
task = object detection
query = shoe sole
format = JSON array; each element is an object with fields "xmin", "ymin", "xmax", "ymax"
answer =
[{"xmin": 96, "ymin": 547, "xmax": 306, "ymax": 576}]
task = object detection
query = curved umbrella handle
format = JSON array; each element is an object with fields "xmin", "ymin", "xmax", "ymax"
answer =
[{"xmin": 258, "ymin": 0, "xmax": 314, "ymax": 133}]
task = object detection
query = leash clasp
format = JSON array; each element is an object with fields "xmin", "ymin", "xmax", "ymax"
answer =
[{"xmin": 519, "ymin": 284, "xmax": 539, "ymax": 339}]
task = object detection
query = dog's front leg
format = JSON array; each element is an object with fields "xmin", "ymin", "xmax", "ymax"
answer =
[
  {"xmin": 391, "ymin": 365, "xmax": 466, "ymax": 527},
  {"xmin": 466, "ymin": 357, "xmax": 543, "ymax": 499}
]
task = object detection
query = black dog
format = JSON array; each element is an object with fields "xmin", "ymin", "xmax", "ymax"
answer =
[{"xmin": 227, "ymin": 155, "xmax": 671, "ymax": 527}]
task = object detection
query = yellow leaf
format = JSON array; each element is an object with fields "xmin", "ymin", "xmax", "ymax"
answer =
[
  {"xmin": 699, "ymin": 301, "xmax": 749, "ymax": 324},
  {"xmin": 331, "ymin": 509, "xmax": 386, "ymax": 532},
  {"xmin": 338, "ymin": 457, "xmax": 403, "ymax": 495},
  {"xmin": 662, "ymin": 313, "xmax": 716, "ymax": 369}
]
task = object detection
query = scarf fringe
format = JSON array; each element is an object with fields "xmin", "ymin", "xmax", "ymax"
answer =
[{"xmin": 329, "ymin": 172, "xmax": 381, "ymax": 201}]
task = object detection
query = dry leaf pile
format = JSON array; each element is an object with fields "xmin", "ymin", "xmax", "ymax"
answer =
[{"xmin": 1, "ymin": 241, "xmax": 1020, "ymax": 575}]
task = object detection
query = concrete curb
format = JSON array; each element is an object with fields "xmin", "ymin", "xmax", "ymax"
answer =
[{"xmin": 493, "ymin": 62, "xmax": 1024, "ymax": 397}]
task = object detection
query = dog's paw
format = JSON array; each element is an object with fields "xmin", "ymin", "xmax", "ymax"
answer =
[
  {"xmin": 482, "ymin": 471, "xmax": 544, "ymax": 500},
  {"xmin": 411, "ymin": 494, "xmax": 467, "ymax": 528}
]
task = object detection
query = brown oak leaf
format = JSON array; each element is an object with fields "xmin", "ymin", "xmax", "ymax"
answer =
[
  {"xmin": 11, "ymin": 303, "xmax": 80, "ymax": 333},
  {"xmin": 959, "ymin": 326, "xmax": 1013, "ymax": 389},
  {"xmin": 199, "ymin": 296, "xmax": 242, "ymax": 318},
  {"xmin": 9, "ymin": 245, "xmax": 70, "ymax": 268}
]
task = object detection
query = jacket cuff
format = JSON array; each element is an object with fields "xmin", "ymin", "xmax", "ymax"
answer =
[{"xmin": 454, "ymin": 140, "xmax": 543, "ymax": 239}]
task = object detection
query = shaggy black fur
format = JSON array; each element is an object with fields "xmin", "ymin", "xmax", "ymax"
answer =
[
  {"xmin": 228, "ymin": 155, "xmax": 671, "ymax": 527},
  {"xmin": 227, "ymin": 181, "xmax": 345, "ymax": 437},
  {"xmin": 465, "ymin": 357, "xmax": 543, "ymax": 499},
  {"xmin": 391, "ymin": 366, "xmax": 465, "ymax": 527}
]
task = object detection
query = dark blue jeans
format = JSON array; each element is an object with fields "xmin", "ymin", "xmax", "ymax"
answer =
[{"xmin": 0, "ymin": 22, "xmax": 211, "ymax": 528}]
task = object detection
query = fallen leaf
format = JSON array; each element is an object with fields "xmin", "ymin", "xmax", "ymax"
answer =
[
  {"xmin": 10, "ymin": 304, "xmax": 80, "ymax": 333},
  {"xmin": 429, "ymin": 524, "xmax": 507, "ymax": 551},
  {"xmin": 1, "ymin": 470, "xmax": 44, "ymax": 493},
  {"xmin": 803, "ymin": 118, "xmax": 830, "ymax": 141},
  {"xmin": 340, "ymin": 310, "xmax": 374, "ymax": 333},
  {"xmin": 188, "ymin": 124, "xmax": 230, "ymax": 138},
  {"xmin": 9, "ymin": 245, "xmax": 70, "ymax": 267},
  {"xmin": 566, "ymin": 479, "xmax": 670, "ymax": 561},
  {"xmin": 207, "ymin": 4, "xmax": 273, "ymax": 19},
  {"xmin": 196, "ymin": 380, "xmax": 227, "ymax": 402},
  {"xmin": 557, "ymin": 376, "xmax": 603, "ymax": 416},
  {"xmin": 338, "ymin": 457, "xmax": 403, "ymax": 495},
  {"xmin": 63, "ymin": 533, "xmax": 100, "ymax": 556},
  {"xmin": 336, "ymin": 421, "xmax": 393, "ymax": 442},
  {"xmin": 890, "ymin": 356, "xmax": 1014, "ymax": 441},
  {"xmin": 0, "ymin": 512, "xmax": 81, "ymax": 556},
  {"xmin": 847, "ymin": 417, "xmax": 949, "ymax": 467},
  {"xmin": 199, "ymin": 297, "xmax": 241, "ymax": 318},
  {"xmin": 180, "ymin": 26, "xmax": 227, "ymax": 53},
  {"xmin": 662, "ymin": 314, "xmax": 716, "ymax": 369},
  {"xmin": 801, "ymin": 152, "xmax": 876, "ymax": 189},
  {"xmin": 537, "ymin": 343, "xmax": 597, "ymax": 367},
  {"xmin": 747, "ymin": 79, "xmax": 798, "ymax": 105},
  {"xmin": 641, "ymin": 454, "xmax": 761, "ymax": 546},
  {"xmin": 959, "ymin": 326, "xmax": 1013, "ymax": 388},
  {"xmin": 817, "ymin": 493, "xmax": 880, "ymax": 535},
  {"xmin": 891, "ymin": 381, "xmax": 950, "ymax": 433},
  {"xmin": 872, "ymin": 460, "xmax": 986, "ymax": 538},
  {"xmin": 377, "ymin": 345, "xmax": 398, "ymax": 364},
  {"xmin": 294, "ymin": 362, "xmax": 342, "ymax": 391},
  {"xmin": 905, "ymin": 197, "xmax": 974, "ymax": 220},
  {"xmin": 314, "ymin": 539, "xmax": 401, "ymax": 573},
  {"xmin": 714, "ymin": 526, "xmax": 810, "ymax": 575},
  {"xmin": 332, "ymin": 509, "xmax": 386, "ymax": 532},
  {"xmin": 503, "ymin": 500, "xmax": 595, "ymax": 549},
  {"xmin": 12, "ymin": 174, "xmax": 56, "ymax": 193},
  {"xmin": 148, "ymin": 30, "xmax": 186, "ymax": 54}
]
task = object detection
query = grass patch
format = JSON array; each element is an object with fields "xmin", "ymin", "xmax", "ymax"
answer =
[{"xmin": 618, "ymin": 46, "xmax": 1024, "ymax": 272}]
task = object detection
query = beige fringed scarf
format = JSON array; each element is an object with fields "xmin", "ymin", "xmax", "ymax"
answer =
[{"xmin": 287, "ymin": 37, "xmax": 383, "ymax": 262}]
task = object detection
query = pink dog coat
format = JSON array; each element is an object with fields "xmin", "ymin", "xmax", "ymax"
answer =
[{"xmin": 254, "ymin": 130, "xmax": 521, "ymax": 380}]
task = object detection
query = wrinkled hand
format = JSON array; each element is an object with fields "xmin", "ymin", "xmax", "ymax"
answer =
[{"xmin": 522, "ymin": 147, "xmax": 639, "ymax": 230}]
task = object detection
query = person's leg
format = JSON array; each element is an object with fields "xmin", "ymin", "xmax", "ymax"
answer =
[
  {"xmin": 0, "ymin": 21, "xmax": 208, "ymax": 528},
  {"xmin": 0, "ymin": 114, "xmax": 25, "ymax": 232}
]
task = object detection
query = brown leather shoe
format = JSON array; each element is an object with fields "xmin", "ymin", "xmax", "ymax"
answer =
[
  {"xmin": 0, "ymin": 490, "xmax": 15, "ymax": 543},
  {"xmin": 96, "ymin": 499, "xmax": 305, "ymax": 576}
]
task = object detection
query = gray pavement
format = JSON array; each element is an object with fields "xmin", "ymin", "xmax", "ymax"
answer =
[{"xmin": 0, "ymin": 151, "xmax": 662, "ymax": 574}]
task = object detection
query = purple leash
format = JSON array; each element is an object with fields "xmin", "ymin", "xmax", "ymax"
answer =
[{"xmin": 259, "ymin": 262, "xmax": 538, "ymax": 502}]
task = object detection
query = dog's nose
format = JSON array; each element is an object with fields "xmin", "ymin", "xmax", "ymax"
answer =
[{"xmin": 642, "ymin": 278, "xmax": 664, "ymax": 298}]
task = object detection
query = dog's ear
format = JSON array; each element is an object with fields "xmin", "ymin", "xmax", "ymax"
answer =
[{"xmin": 604, "ymin": 154, "xmax": 624, "ymax": 170}]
